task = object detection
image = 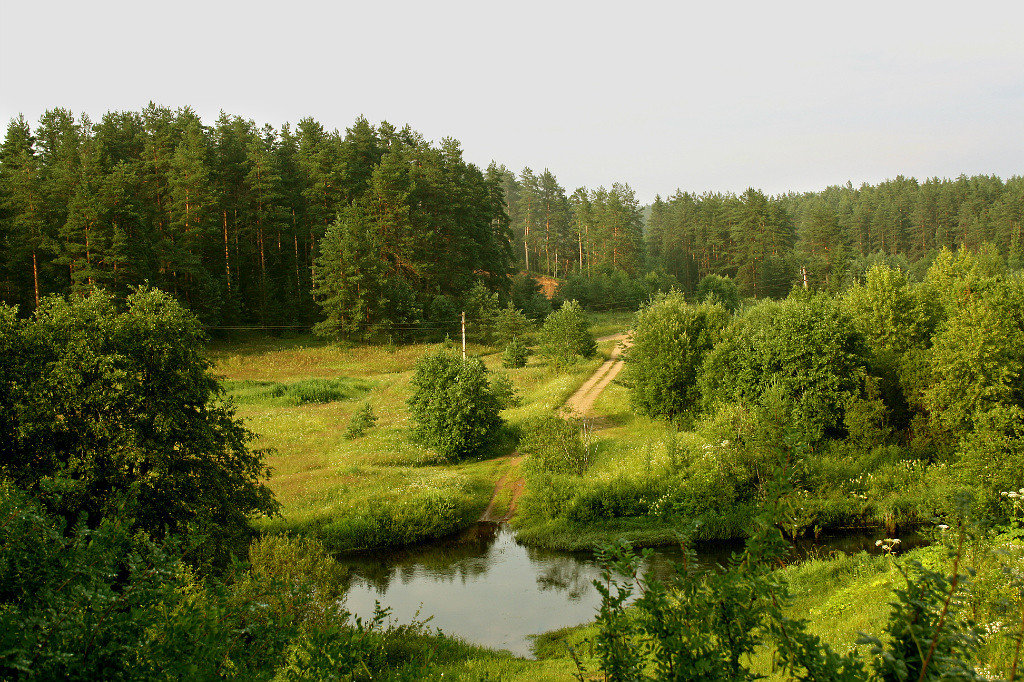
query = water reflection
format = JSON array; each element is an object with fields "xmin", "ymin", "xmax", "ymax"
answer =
[
  {"xmin": 339, "ymin": 523, "xmax": 923, "ymax": 658},
  {"xmin": 341, "ymin": 522, "xmax": 618, "ymax": 656}
]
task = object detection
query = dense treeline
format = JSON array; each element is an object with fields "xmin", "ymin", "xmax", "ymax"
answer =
[
  {"xmin": 490, "ymin": 166, "xmax": 645, "ymax": 278},
  {"xmin": 8, "ymin": 107, "xmax": 1017, "ymax": 331},
  {"xmin": 0, "ymin": 107, "xmax": 512, "ymax": 332},
  {"xmin": 646, "ymin": 176, "xmax": 1024, "ymax": 296}
]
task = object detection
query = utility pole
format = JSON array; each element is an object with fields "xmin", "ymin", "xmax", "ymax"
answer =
[{"xmin": 461, "ymin": 311, "xmax": 466, "ymax": 359}]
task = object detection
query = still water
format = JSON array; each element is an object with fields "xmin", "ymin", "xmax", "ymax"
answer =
[{"xmin": 340, "ymin": 522, "xmax": 918, "ymax": 657}]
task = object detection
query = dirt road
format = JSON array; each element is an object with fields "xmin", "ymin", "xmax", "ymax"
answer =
[
  {"xmin": 560, "ymin": 332, "xmax": 631, "ymax": 418},
  {"xmin": 479, "ymin": 454, "xmax": 525, "ymax": 522},
  {"xmin": 479, "ymin": 331, "xmax": 631, "ymax": 523}
]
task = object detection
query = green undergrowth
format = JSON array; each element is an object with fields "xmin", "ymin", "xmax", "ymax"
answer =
[
  {"xmin": 513, "ymin": 364, "xmax": 959, "ymax": 552},
  {"xmin": 529, "ymin": 549, "xmax": 898, "ymax": 673},
  {"xmin": 531, "ymin": 536, "xmax": 1024, "ymax": 679},
  {"xmin": 222, "ymin": 377, "xmax": 371, "ymax": 406}
]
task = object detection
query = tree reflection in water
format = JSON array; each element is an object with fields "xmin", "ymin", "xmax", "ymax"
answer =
[
  {"xmin": 339, "ymin": 522, "xmax": 616, "ymax": 655},
  {"xmin": 337, "ymin": 523, "xmax": 916, "ymax": 657}
]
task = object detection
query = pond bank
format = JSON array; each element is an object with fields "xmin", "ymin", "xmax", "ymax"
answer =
[{"xmin": 339, "ymin": 520, "xmax": 924, "ymax": 658}]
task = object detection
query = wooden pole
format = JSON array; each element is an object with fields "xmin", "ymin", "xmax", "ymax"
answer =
[{"xmin": 461, "ymin": 311, "xmax": 466, "ymax": 359}]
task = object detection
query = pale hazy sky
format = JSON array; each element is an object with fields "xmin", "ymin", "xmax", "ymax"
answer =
[{"xmin": 1, "ymin": 0, "xmax": 1021, "ymax": 203}]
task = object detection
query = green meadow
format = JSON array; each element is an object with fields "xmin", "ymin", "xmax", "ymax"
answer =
[{"xmin": 207, "ymin": 316, "xmax": 622, "ymax": 553}]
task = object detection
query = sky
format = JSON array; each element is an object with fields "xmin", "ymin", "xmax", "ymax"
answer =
[{"xmin": 1, "ymin": 0, "xmax": 1021, "ymax": 204}]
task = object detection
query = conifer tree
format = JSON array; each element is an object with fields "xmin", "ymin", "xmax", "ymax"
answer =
[
  {"xmin": 58, "ymin": 124, "xmax": 108, "ymax": 293},
  {"xmin": 0, "ymin": 116, "xmax": 49, "ymax": 308},
  {"xmin": 244, "ymin": 127, "xmax": 283, "ymax": 320}
]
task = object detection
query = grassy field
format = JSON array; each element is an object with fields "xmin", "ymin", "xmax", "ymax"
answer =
[{"xmin": 208, "ymin": 313, "xmax": 627, "ymax": 553}]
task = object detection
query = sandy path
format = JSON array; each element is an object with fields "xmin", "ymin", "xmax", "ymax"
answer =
[
  {"xmin": 479, "ymin": 332, "xmax": 631, "ymax": 523},
  {"xmin": 479, "ymin": 454, "xmax": 525, "ymax": 522},
  {"xmin": 560, "ymin": 332, "xmax": 631, "ymax": 418}
]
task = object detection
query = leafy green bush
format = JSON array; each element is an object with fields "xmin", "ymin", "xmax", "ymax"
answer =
[
  {"xmin": 489, "ymin": 372, "xmax": 521, "ymax": 409},
  {"xmin": 406, "ymin": 346, "xmax": 503, "ymax": 461},
  {"xmin": 695, "ymin": 274, "xmax": 740, "ymax": 313},
  {"xmin": 502, "ymin": 336, "xmax": 528, "ymax": 368},
  {"xmin": 956, "ymin": 404, "xmax": 1024, "ymax": 500},
  {"xmin": 925, "ymin": 278, "xmax": 1024, "ymax": 433},
  {"xmin": 0, "ymin": 288, "xmax": 276, "ymax": 566},
  {"xmin": 539, "ymin": 300, "xmax": 596, "ymax": 370},
  {"xmin": 345, "ymin": 402, "xmax": 377, "ymax": 439},
  {"xmin": 699, "ymin": 294, "xmax": 868, "ymax": 443},
  {"xmin": 626, "ymin": 292, "xmax": 730, "ymax": 419},
  {"xmin": 520, "ymin": 415, "xmax": 595, "ymax": 475}
]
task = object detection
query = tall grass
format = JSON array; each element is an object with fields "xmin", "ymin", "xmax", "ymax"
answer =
[{"xmin": 223, "ymin": 377, "xmax": 370, "ymax": 406}]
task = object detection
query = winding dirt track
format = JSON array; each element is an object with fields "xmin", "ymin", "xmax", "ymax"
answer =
[
  {"xmin": 479, "ymin": 455, "xmax": 525, "ymax": 522},
  {"xmin": 478, "ymin": 332, "xmax": 631, "ymax": 523},
  {"xmin": 560, "ymin": 332, "xmax": 631, "ymax": 418}
]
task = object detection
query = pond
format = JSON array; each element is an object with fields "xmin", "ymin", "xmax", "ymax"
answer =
[{"xmin": 340, "ymin": 522, "xmax": 921, "ymax": 657}]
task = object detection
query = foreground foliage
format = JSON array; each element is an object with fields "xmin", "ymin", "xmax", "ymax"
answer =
[
  {"xmin": 578, "ymin": 500, "xmax": 1024, "ymax": 681},
  {"xmin": 0, "ymin": 481, "xmax": 512, "ymax": 680},
  {"xmin": 0, "ymin": 288, "xmax": 276, "ymax": 566}
]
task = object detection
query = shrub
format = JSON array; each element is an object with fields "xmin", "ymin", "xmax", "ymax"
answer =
[
  {"xmin": 406, "ymin": 346, "xmax": 503, "ymax": 461},
  {"xmin": 489, "ymin": 372, "xmax": 521, "ymax": 409},
  {"xmin": 699, "ymin": 294, "xmax": 868, "ymax": 443},
  {"xmin": 0, "ymin": 288, "xmax": 276, "ymax": 566},
  {"xmin": 695, "ymin": 274, "xmax": 740, "ymax": 313},
  {"xmin": 539, "ymin": 300, "xmax": 596, "ymax": 370},
  {"xmin": 956, "ymin": 405, "xmax": 1024, "ymax": 500},
  {"xmin": 493, "ymin": 302, "xmax": 532, "ymax": 346},
  {"xmin": 925, "ymin": 278, "xmax": 1024, "ymax": 433},
  {"xmin": 344, "ymin": 402, "xmax": 377, "ymax": 439},
  {"xmin": 626, "ymin": 292, "xmax": 730, "ymax": 419},
  {"xmin": 502, "ymin": 336, "xmax": 528, "ymax": 368}
]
